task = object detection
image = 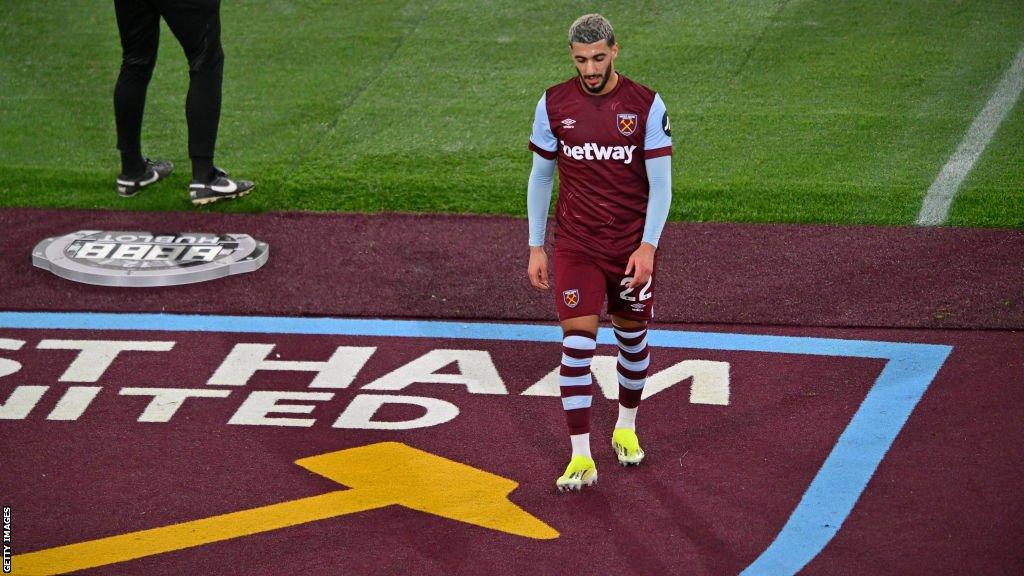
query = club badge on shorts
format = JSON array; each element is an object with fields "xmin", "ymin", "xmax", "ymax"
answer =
[
  {"xmin": 562, "ymin": 289, "xmax": 580, "ymax": 308},
  {"xmin": 617, "ymin": 113, "xmax": 638, "ymax": 136}
]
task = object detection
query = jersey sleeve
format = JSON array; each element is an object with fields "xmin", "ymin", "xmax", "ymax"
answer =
[
  {"xmin": 527, "ymin": 152, "xmax": 556, "ymax": 246},
  {"xmin": 644, "ymin": 93, "xmax": 672, "ymax": 159},
  {"xmin": 528, "ymin": 92, "xmax": 558, "ymax": 160},
  {"xmin": 642, "ymin": 155, "xmax": 672, "ymax": 247}
]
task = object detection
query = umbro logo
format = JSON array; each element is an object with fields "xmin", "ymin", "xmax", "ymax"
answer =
[{"xmin": 561, "ymin": 118, "xmax": 577, "ymax": 129}]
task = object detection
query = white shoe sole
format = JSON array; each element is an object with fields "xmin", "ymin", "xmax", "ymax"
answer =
[
  {"xmin": 556, "ymin": 471, "xmax": 598, "ymax": 492},
  {"xmin": 191, "ymin": 188, "xmax": 252, "ymax": 205},
  {"xmin": 613, "ymin": 442, "xmax": 645, "ymax": 466}
]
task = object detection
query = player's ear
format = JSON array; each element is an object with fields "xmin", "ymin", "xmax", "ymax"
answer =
[{"xmin": 609, "ymin": 42, "xmax": 619, "ymax": 60}]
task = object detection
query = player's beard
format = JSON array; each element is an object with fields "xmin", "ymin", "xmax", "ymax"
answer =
[{"xmin": 579, "ymin": 65, "xmax": 613, "ymax": 94}]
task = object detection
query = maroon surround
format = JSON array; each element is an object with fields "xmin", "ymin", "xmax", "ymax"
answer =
[
  {"xmin": 0, "ymin": 207, "xmax": 1021, "ymax": 329},
  {"xmin": 1, "ymin": 207, "xmax": 1022, "ymax": 575}
]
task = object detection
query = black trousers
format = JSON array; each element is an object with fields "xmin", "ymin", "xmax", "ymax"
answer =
[{"xmin": 113, "ymin": 0, "xmax": 223, "ymax": 166}]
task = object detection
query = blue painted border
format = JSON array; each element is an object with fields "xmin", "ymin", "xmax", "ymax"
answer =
[{"xmin": 0, "ymin": 312, "xmax": 952, "ymax": 575}]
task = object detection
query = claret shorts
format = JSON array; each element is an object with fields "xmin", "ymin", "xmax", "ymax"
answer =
[{"xmin": 552, "ymin": 244, "xmax": 655, "ymax": 322}]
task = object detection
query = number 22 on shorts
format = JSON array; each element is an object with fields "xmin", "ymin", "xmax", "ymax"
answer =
[{"xmin": 619, "ymin": 277, "xmax": 652, "ymax": 302}]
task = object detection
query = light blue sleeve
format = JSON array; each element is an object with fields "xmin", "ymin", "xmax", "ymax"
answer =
[
  {"xmin": 644, "ymin": 93, "xmax": 672, "ymax": 152},
  {"xmin": 642, "ymin": 155, "xmax": 672, "ymax": 247},
  {"xmin": 530, "ymin": 93, "xmax": 558, "ymax": 153},
  {"xmin": 527, "ymin": 152, "xmax": 556, "ymax": 246}
]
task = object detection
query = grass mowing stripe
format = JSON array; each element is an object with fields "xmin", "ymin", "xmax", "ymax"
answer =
[
  {"xmin": 1, "ymin": 1, "xmax": 1022, "ymax": 227},
  {"xmin": 917, "ymin": 45, "xmax": 1024, "ymax": 226}
]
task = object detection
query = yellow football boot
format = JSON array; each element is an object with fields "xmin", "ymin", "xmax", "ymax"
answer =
[
  {"xmin": 612, "ymin": 428, "xmax": 645, "ymax": 466},
  {"xmin": 555, "ymin": 455, "xmax": 598, "ymax": 492}
]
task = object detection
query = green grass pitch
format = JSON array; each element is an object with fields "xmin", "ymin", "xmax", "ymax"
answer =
[{"xmin": 0, "ymin": 1, "xmax": 1021, "ymax": 227}]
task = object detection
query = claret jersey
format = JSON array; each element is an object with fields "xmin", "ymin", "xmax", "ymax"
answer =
[{"xmin": 529, "ymin": 74, "xmax": 672, "ymax": 259}]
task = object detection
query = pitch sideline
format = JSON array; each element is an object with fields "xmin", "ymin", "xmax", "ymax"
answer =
[{"xmin": 916, "ymin": 44, "xmax": 1024, "ymax": 225}]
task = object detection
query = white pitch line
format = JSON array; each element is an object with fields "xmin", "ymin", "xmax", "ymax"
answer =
[{"xmin": 916, "ymin": 45, "xmax": 1024, "ymax": 226}]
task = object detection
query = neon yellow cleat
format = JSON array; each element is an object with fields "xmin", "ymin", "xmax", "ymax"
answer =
[
  {"xmin": 555, "ymin": 455, "xmax": 598, "ymax": 492},
  {"xmin": 612, "ymin": 428, "xmax": 645, "ymax": 466}
]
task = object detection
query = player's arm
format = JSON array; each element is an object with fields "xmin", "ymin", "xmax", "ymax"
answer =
[
  {"xmin": 528, "ymin": 152, "xmax": 556, "ymax": 289},
  {"xmin": 642, "ymin": 156, "xmax": 672, "ymax": 249},
  {"xmin": 626, "ymin": 94, "xmax": 673, "ymax": 289},
  {"xmin": 626, "ymin": 156, "xmax": 671, "ymax": 287},
  {"xmin": 527, "ymin": 92, "xmax": 558, "ymax": 290}
]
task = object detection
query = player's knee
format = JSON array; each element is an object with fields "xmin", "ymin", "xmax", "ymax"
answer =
[
  {"xmin": 187, "ymin": 42, "xmax": 224, "ymax": 75},
  {"xmin": 612, "ymin": 316, "xmax": 647, "ymax": 331},
  {"xmin": 561, "ymin": 315, "xmax": 599, "ymax": 336},
  {"xmin": 119, "ymin": 54, "xmax": 157, "ymax": 79}
]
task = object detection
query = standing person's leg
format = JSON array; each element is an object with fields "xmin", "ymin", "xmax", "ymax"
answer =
[
  {"xmin": 113, "ymin": 0, "xmax": 173, "ymax": 196},
  {"xmin": 158, "ymin": 0, "xmax": 253, "ymax": 203},
  {"xmin": 605, "ymin": 259, "xmax": 656, "ymax": 466},
  {"xmin": 609, "ymin": 314, "xmax": 648, "ymax": 465},
  {"xmin": 551, "ymin": 247, "xmax": 605, "ymax": 491},
  {"xmin": 555, "ymin": 314, "xmax": 599, "ymax": 492},
  {"xmin": 155, "ymin": 0, "xmax": 222, "ymax": 180},
  {"xmin": 559, "ymin": 314, "xmax": 600, "ymax": 456}
]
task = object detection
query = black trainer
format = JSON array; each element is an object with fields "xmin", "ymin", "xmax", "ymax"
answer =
[
  {"xmin": 116, "ymin": 158, "xmax": 174, "ymax": 197},
  {"xmin": 189, "ymin": 167, "xmax": 255, "ymax": 205}
]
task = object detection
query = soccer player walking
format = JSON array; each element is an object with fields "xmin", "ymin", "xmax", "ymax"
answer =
[{"xmin": 526, "ymin": 14, "xmax": 672, "ymax": 491}]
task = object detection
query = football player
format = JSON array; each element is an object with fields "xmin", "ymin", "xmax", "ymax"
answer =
[{"xmin": 525, "ymin": 13, "xmax": 673, "ymax": 491}]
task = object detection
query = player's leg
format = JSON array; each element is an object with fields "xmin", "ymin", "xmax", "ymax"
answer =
[
  {"xmin": 157, "ymin": 0, "xmax": 253, "ymax": 202},
  {"xmin": 551, "ymin": 248, "xmax": 604, "ymax": 491},
  {"xmin": 113, "ymin": 0, "xmax": 173, "ymax": 196},
  {"xmin": 604, "ymin": 260, "xmax": 656, "ymax": 466},
  {"xmin": 609, "ymin": 314, "xmax": 648, "ymax": 465},
  {"xmin": 556, "ymin": 315, "xmax": 599, "ymax": 491},
  {"xmin": 560, "ymin": 314, "xmax": 601, "ymax": 450}
]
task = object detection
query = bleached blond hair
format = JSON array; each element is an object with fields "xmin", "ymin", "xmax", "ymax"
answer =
[{"xmin": 568, "ymin": 13, "xmax": 615, "ymax": 46}]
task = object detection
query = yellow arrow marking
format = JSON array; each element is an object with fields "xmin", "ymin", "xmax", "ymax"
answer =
[{"xmin": 14, "ymin": 442, "xmax": 558, "ymax": 575}]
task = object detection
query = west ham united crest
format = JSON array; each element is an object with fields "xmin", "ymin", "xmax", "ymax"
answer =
[
  {"xmin": 32, "ymin": 230, "xmax": 269, "ymax": 287},
  {"xmin": 562, "ymin": 289, "xmax": 580, "ymax": 308},
  {"xmin": 617, "ymin": 113, "xmax": 638, "ymax": 136}
]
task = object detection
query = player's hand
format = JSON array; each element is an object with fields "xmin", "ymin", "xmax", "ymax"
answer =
[
  {"xmin": 528, "ymin": 246, "xmax": 550, "ymax": 290},
  {"xmin": 625, "ymin": 242, "xmax": 656, "ymax": 289}
]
